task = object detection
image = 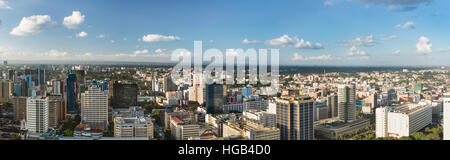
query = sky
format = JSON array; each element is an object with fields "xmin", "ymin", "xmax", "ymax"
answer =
[{"xmin": 0, "ymin": 0, "xmax": 449, "ymax": 66}]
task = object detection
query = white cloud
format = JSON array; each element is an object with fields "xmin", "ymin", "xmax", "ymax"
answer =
[
  {"xmin": 76, "ymin": 31, "xmax": 88, "ymax": 37},
  {"xmin": 242, "ymin": 38, "xmax": 259, "ymax": 44},
  {"xmin": 132, "ymin": 49, "xmax": 149, "ymax": 57},
  {"xmin": 142, "ymin": 34, "xmax": 181, "ymax": 42},
  {"xmin": 0, "ymin": 0, "xmax": 11, "ymax": 9},
  {"xmin": 324, "ymin": 0, "xmax": 337, "ymax": 6},
  {"xmin": 110, "ymin": 40, "xmax": 115, "ymax": 43},
  {"xmin": 347, "ymin": 46, "xmax": 368, "ymax": 56},
  {"xmin": 266, "ymin": 35, "xmax": 324, "ymax": 49},
  {"xmin": 341, "ymin": 35, "xmax": 374, "ymax": 47},
  {"xmin": 436, "ymin": 47, "xmax": 450, "ymax": 53},
  {"xmin": 63, "ymin": 11, "xmax": 85, "ymax": 29},
  {"xmin": 292, "ymin": 53, "xmax": 332, "ymax": 61},
  {"xmin": 361, "ymin": 0, "xmax": 432, "ymax": 11},
  {"xmin": 392, "ymin": 50, "xmax": 401, "ymax": 54},
  {"xmin": 395, "ymin": 21, "xmax": 415, "ymax": 29},
  {"xmin": 44, "ymin": 50, "xmax": 69, "ymax": 57},
  {"xmin": 96, "ymin": 34, "xmax": 105, "ymax": 38},
  {"xmin": 380, "ymin": 35, "xmax": 398, "ymax": 40},
  {"xmin": 10, "ymin": 15, "xmax": 52, "ymax": 36},
  {"xmin": 416, "ymin": 36, "xmax": 432, "ymax": 54}
]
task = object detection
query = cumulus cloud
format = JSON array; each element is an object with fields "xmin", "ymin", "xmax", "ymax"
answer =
[
  {"xmin": 44, "ymin": 50, "xmax": 69, "ymax": 57},
  {"xmin": 341, "ymin": 35, "xmax": 375, "ymax": 47},
  {"xmin": 76, "ymin": 31, "xmax": 88, "ymax": 37},
  {"xmin": 360, "ymin": 0, "xmax": 432, "ymax": 11},
  {"xmin": 110, "ymin": 40, "xmax": 115, "ymax": 43},
  {"xmin": 242, "ymin": 38, "xmax": 259, "ymax": 44},
  {"xmin": 63, "ymin": 11, "xmax": 85, "ymax": 29},
  {"xmin": 96, "ymin": 34, "xmax": 105, "ymax": 38},
  {"xmin": 347, "ymin": 46, "xmax": 368, "ymax": 56},
  {"xmin": 292, "ymin": 53, "xmax": 332, "ymax": 61},
  {"xmin": 324, "ymin": 0, "xmax": 337, "ymax": 6},
  {"xmin": 395, "ymin": 21, "xmax": 415, "ymax": 29},
  {"xmin": 266, "ymin": 35, "xmax": 324, "ymax": 49},
  {"xmin": 142, "ymin": 34, "xmax": 181, "ymax": 42},
  {"xmin": 380, "ymin": 35, "xmax": 398, "ymax": 40},
  {"xmin": 416, "ymin": 36, "xmax": 432, "ymax": 54},
  {"xmin": 0, "ymin": 0, "xmax": 11, "ymax": 9},
  {"xmin": 132, "ymin": 49, "xmax": 149, "ymax": 57},
  {"xmin": 392, "ymin": 50, "xmax": 401, "ymax": 54},
  {"xmin": 10, "ymin": 15, "xmax": 52, "ymax": 36}
]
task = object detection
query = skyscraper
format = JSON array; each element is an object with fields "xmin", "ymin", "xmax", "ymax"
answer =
[
  {"xmin": 275, "ymin": 96, "xmax": 314, "ymax": 140},
  {"xmin": 163, "ymin": 76, "xmax": 178, "ymax": 92},
  {"xmin": 26, "ymin": 97, "xmax": 49, "ymax": 133},
  {"xmin": 111, "ymin": 81, "xmax": 137, "ymax": 109},
  {"xmin": 66, "ymin": 73, "xmax": 78, "ymax": 114},
  {"xmin": 12, "ymin": 96, "xmax": 28, "ymax": 121},
  {"xmin": 338, "ymin": 84, "xmax": 356, "ymax": 123},
  {"xmin": 81, "ymin": 85, "xmax": 108, "ymax": 128},
  {"xmin": 0, "ymin": 80, "xmax": 10, "ymax": 103},
  {"xmin": 327, "ymin": 93, "xmax": 338, "ymax": 118},
  {"xmin": 444, "ymin": 93, "xmax": 450, "ymax": 140},
  {"xmin": 205, "ymin": 83, "xmax": 224, "ymax": 114},
  {"xmin": 48, "ymin": 95, "xmax": 65, "ymax": 129}
]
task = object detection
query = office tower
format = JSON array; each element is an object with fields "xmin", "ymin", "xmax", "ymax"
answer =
[
  {"xmin": 66, "ymin": 73, "xmax": 78, "ymax": 113},
  {"xmin": 387, "ymin": 88, "xmax": 397, "ymax": 105},
  {"xmin": 275, "ymin": 96, "xmax": 314, "ymax": 140},
  {"xmin": 205, "ymin": 83, "xmax": 224, "ymax": 114},
  {"xmin": 51, "ymin": 80, "xmax": 63, "ymax": 96},
  {"xmin": 327, "ymin": 94, "xmax": 338, "ymax": 118},
  {"xmin": 114, "ymin": 117, "xmax": 154, "ymax": 139},
  {"xmin": 0, "ymin": 80, "xmax": 10, "ymax": 103},
  {"xmin": 163, "ymin": 76, "xmax": 178, "ymax": 92},
  {"xmin": 12, "ymin": 96, "xmax": 28, "ymax": 121},
  {"xmin": 29, "ymin": 66, "xmax": 46, "ymax": 88},
  {"xmin": 48, "ymin": 96, "xmax": 65, "ymax": 128},
  {"xmin": 369, "ymin": 92, "xmax": 378, "ymax": 109},
  {"xmin": 444, "ymin": 93, "xmax": 450, "ymax": 140},
  {"xmin": 338, "ymin": 84, "xmax": 356, "ymax": 123},
  {"xmin": 3, "ymin": 60, "xmax": 7, "ymax": 66},
  {"xmin": 8, "ymin": 69, "xmax": 15, "ymax": 82},
  {"xmin": 81, "ymin": 85, "xmax": 108, "ymax": 128},
  {"xmin": 111, "ymin": 81, "xmax": 137, "ymax": 109},
  {"xmin": 375, "ymin": 102, "xmax": 432, "ymax": 138},
  {"xmin": 242, "ymin": 87, "xmax": 252, "ymax": 97},
  {"xmin": 26, "ymin": 97, "xmax": 49, "ymax": 133},
  {"xmin": 13, "ymin": 83, "xmax": 22, "ymax": 96}
]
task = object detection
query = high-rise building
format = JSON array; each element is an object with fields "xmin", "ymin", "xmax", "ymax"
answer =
[
  {"xmin": 48, "ymin": 95, "xmax": 65, "ymax": 128},
  {"xmin": 66, "ymin": 73, "xmax": 78, "ymax": 113},
  {"xmin": 26, "ymin": 97, "xmax": 49, "ymax": 133},
  {"xmin": 51, "ymin": 80, "xmax": 63, "ymax": 96},
  {"xmin": 205, "ymin": 83, "xmax": 224, "ymax": 114},
  {"xmin": 376, "ymin": 102, "xmax": 432, "ymax": 138},
  {"xmin": 12, "ymin": 96, "xmax": 28, "ymax": 121},
  {"xmin": 444, "ymin": 93, "xmax": 450, "ymax": 140},
  {"xmin": 275, "ymin": 96, "xmax": 314, "ymax": 140},
  {"xmin": 111, "ymin": 81, "xmax": 137, "ymax": 109},
  {"xmin": 242, "ymin": 87, "xmax": 252, "ymax": 97},
  {"xmin": 327, "ymin": 94, "xmax": 338, "ymax": 118},
  {"xmin": 81, "ymin": 85, "xmax": 109, "ymax": 128},
  {"xmin": 0, "ymin": 80, "xmax": 10, "ymax": 103},
  {"xmin": 338, "ymin": 84, "xmax": 356, "ymax": 123},
  {"xmin": 163, "ymin": 76, "xmax": 178, "ymax": 92}
]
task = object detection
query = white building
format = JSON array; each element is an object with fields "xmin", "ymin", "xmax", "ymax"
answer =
[
  {"xmin": 444, "ymin": 93, "xmax": 450, "ymax": 140},
  {"xmin": 26, "ymin": 97, "xmax": 49, "ymax": 133},
  {"xmin": 81, "ymin": 85, "xmax": 109, "ymax": 128},
  {"xmin": 243, "ymin": 110, "xmax": 276, "ymax": 128},
  {"xmin": 376, "ymin": 101, "xmax": 432, "ymax": 138}
]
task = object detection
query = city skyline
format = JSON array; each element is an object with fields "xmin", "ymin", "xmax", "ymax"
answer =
[{"xmin": 0, "ymin": 0, "xmax": 449, "ymax": 66}]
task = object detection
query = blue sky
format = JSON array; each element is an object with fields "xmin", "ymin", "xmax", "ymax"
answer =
[{"xmin": 0, "ymin": 0, "xmax": 449, "ymax": 66}]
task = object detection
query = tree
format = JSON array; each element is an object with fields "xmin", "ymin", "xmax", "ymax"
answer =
[
  {"xmin": 10, "ymin": 136, "xmax": 21, "ymax": 140},
  {"xmin": 411, "ymin": 132, "xmax": 426, "ymax": 140},
  {"xmin": 63, "ymin": 129, "xmax": 73, "ymax": 136},
  {"xmin": 399, "ymin": 136, "xmax": 413, "ymax": 140}
]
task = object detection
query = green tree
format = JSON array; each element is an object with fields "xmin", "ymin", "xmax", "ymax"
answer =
[
  {"xmin": 411, "ymin": 132, "xmax": 426, "ymax": 140},
  {"xmin": 399, "ymin": 136, "xmax": 413, "ymax": 140},
  {"xmin": 63, "ymin": 129, "xmax": 73, "ymax": 136}
]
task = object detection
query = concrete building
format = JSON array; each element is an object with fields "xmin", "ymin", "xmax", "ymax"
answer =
[
  {"xmin": 244, "ymin": 110, "xmax": 276, "ymax": 128},
  {"xmin": 276, "ymin": 96, "xmax": 314, "ymax": 140},
  {"xmin": 327, "ymin": 94, "xmax": 338, "ymax": 118},
  {"xmin": 223, "ymin": 119, "xmax": 280, "ymax": 140},
  {"xmin": 48, "ymin": 96, "xmax": 65, "ymax": 128},
  {"xmin": 444, "ymin": 93, "xmax": 450, "ymax": 140},
  {"xmin": 12, "ymin": 96, "xmax": 28, "ymax": 121},
  {"xmin": 376, "ymin": 102, "xmax": 432, "ymax": 138},
  {"xmin": 315, "ymin": 118, "xmax": 370, "ymax": 140},
  {"xmin": 111, "ymin": 81, "xmax": 137, "ymax": 109},
  {"xmin": 114, "ymin": 117, "xmax": 154, "ymax": 140},
  {"xmin": 26, "ymin": 97, "xmax": 49, "ymax": 133},
  {"xmin": 338, "ymin": 84, "xmax": 356, "ymax": 123},
  {"xmin": 170, "ymin": 116, "xmax": 200, "ymax": 140},
  {"xmin": 81, "ymin": 85, "xmax": 109, "ymax": 128},
  {"xmin": 0, "ymin": 80, "xmax": 10, "ymax": 103}
]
